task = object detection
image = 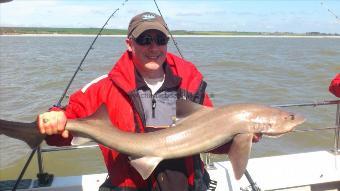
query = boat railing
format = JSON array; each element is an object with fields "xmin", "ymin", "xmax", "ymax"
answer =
[
  {"xmin": 273, "ymin": 99, "xmax": 340, "ymax": 155},
  {"xmin": 40, "ymin": 143, "xmax": 99, "ymax": 152}
]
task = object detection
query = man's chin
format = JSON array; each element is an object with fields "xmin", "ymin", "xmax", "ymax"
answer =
[{"xmin": 145, "ymin": 62, "xmax": 163, "ymax": 70}]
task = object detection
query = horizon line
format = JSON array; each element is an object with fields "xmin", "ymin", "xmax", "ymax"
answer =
[{"xmin": 1, "ymin": 26, "xmax": 339, "ymax": 35}]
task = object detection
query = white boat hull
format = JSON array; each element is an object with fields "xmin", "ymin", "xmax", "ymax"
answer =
[{"xmin": 2, "ymin": 151, "xmax": 340, "ymax": 191}]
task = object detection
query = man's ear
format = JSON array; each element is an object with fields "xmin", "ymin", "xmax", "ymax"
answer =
[{"xmin": 125, "ymin": 38, "xmax": 133, "ymax": 52}]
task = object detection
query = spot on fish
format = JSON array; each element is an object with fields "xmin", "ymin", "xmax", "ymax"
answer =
[{"xmin": 165, "ymin": 131, "xmax": 188, "ymax": 143}]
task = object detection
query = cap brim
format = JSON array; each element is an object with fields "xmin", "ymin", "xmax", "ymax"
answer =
[{"xmin": 131, "ymin": 22, "xmax": 169, "ymax": 38}]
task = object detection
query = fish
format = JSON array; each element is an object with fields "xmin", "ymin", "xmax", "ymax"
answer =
[{"xmin": 0, "ymin": 99, "xmax": 305, "ymax": 180}]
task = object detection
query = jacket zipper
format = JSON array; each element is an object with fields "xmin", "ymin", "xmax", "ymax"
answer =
[{"xmin": 152, "ymin": 94, "xmax": 156, "ymax": 118}]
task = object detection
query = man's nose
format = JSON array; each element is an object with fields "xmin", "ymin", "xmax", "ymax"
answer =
[{"xmin": 148, "ymin": 40, "xmax": 159, "ymax": 48}]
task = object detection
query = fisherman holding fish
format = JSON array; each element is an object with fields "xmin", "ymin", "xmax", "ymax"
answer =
[{"xmin": 37, "ymin": 12, "xmax": 262, "ymax": 191}]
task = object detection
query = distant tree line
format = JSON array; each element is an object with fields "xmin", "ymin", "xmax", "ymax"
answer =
[{"xmin": 0, "ymin": 27, "xmax": 339, "ymax": 36}]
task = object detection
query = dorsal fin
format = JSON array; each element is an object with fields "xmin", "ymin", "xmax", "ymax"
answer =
[{"xmin": 176, "ymin": 99, "xmax": 211, "ymax": 118}]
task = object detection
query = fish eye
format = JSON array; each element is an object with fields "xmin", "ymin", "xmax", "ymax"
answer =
[{"xmin": 284, "ymin": 114, "xmax": 295, "ymax": 120}]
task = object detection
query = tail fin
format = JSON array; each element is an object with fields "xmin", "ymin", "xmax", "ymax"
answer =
[{"xmin": 0, "ymin": 119, "xmax": 44, "ymax": 149}]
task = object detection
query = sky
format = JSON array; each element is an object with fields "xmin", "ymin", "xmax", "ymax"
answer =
[{"xmin": 0, "ymin": 0, "xmax": 340, "ymax": 33}]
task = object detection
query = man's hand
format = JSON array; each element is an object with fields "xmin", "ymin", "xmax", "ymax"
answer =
[
  {"xmin": 252, "ymin": 133, "xmax": 262, "ymax": 143},
  {"xmin": 38, "ymin": 111, "xmax": 69, "ymax": 138}
]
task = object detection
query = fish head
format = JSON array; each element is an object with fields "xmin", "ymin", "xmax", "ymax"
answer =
[{"xmin": 240, "ymin": 104, "xmax": 305, "ymax": 136}]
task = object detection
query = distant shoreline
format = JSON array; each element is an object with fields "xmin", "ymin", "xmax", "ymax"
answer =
[
  {"xmin": 1, "ymin": 34, "xmax": 340, "ymax": 38},
  {"xmin": 1, "ymin": 27, "xmax": 339, "ymax": 38}
]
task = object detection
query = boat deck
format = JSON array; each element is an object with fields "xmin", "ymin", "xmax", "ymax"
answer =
[
  {"xmin": 210, "ymin": 150, "xmax": 340, "ymax": 191},
  {"xmin": 1, "ymin": 150, "xmax": 339, "ymax": 191}
]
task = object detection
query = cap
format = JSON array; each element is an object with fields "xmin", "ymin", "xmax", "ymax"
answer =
[{"xmin": 127, "ymin": 12, "xmax": 169, "ymax": 38}]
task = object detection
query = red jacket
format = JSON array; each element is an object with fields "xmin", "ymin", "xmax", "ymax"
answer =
[
  {"xmin": 329, "ymin": 73, "xmax": 340, "ymax": 98},
  {"xmin": 46, "ymin": 51, "xmax": 213, "ymax": 190}
]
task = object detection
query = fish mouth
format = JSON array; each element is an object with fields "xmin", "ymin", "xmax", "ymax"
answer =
[
  {"xmin": 263, "ymin": 113, "xmax": 306, "ymax": 137},
  {"xmin": 282, "ymin": 113, "xmax": 306, "ymax": 133},
  {"xmin": 293, "ymin": 113, "xmax": 306, "ymax": 126}
]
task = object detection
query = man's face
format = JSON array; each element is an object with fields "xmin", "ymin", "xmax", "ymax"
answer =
[{"xmin": 126, "ymin": 29, "xmax": 168, "ymax": 76}]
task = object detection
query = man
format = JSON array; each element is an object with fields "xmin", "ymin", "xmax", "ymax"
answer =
[
  {"xmin": 329, "ymin": 73, "xmax": 340, "ymax": 97},
  {"xmin": 38, "ymin": 12, "xmax": 216, "ymax": 190}
]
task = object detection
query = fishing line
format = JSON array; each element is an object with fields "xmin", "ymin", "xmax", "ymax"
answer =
[
  {"xmin": 291, "ymin": 126, "xmax": 338, "ymax": 133},
  {"xmin": 12, "ymin": 1, "xmax": 129, "ymax": 190},
  {"xmin": 320, "ymin": 1, "xmax": 340, "ymax": 23},
  {"xmin": 153, "ymin": 0, "xmax": 185, "ymax": 59}
]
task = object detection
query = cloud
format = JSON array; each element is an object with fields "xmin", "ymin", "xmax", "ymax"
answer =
[{"xmin": 1, "ymin": 0, "xmax": 126, "ymax": 27}]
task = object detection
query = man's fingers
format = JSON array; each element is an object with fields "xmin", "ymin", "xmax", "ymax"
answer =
[
  {"xmin": 37, "ymin": 114, "xmax": 45, "ymax": 134},
  {"xmin": 252, "ymin": 133, "xmax": 263, "ymax": 143},
  {"xmin": 37, "ymin": 111, "xmax": 67, "ymax": 136},
  {"xmin": 45, "ymin": 124, "xmax": 53, "ymax": 135},
  {"xmin": 51, "ymin": 114, "xmax": 58, "ymax": 134},
  {"xmin": 56, "ymin": 112, "xmax": 67, "ymax": 132},
  {"xmin": 61, "ymin": 130, "xmax": 69, "ymax": 138}
]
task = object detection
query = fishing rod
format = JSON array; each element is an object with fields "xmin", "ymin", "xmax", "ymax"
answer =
[
  {"xmin": 56, "ymin": 0, "xmax": 128, "ymax": 107},
  {"xmin": 244, "ymin": 170, "xmax": 261, "ymax": 191},
  {"xmin": 12, "ymin": 1, "xmax": 129, "ymax": 190},
  {"xmin": 273, "ymin": 99, "xmax": 340, "ymax": 108}
]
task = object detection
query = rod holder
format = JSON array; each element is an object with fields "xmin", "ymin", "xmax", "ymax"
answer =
[
  {"xmin": 333, "ymin": 103, "xmax": 340, "ymax": 155},
  {"xmin": 36, "ymin": 146, "xmax": 54, "ymax": 187},
  {"xmin": 204, "ymin": 153, "xmax": 217, "ymax": 170}
]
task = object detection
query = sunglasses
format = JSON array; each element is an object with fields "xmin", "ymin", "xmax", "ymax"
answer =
[{"xmin": 134, "ymin": 34, "xmax": 169, "ymax": 46}]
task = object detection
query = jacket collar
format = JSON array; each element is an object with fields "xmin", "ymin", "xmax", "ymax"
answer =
[
  {"xmin": 108, "ymin": 51, "xmax": 203, "ymax": 94},
  {"xmin": 135, "ymin": 62, "xmax": 181, "ymax": 91},
  {"xmin": 108, "ymin": 51, "xmax": 137, "ymax": 93}
]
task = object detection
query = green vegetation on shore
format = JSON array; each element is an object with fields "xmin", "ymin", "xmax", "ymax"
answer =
[{"xmin": 0, "ymin": 27, "xmax": 339, "ymax": 36}]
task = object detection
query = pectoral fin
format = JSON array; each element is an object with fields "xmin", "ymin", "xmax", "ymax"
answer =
[
  {"xmin": 129, "ymin": 156, "xmax": 163, "ymax": 180},
  {"xmin": 71, "ymin": 136, "xmax": 93, "ymax": 145},
  {"xmin": 228, "ymin": 133, "xmax": 253, "ymax": 180}
]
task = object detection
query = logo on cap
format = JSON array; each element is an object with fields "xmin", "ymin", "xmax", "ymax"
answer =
[{"xmin": 142, "ymin": 13, "xmax": 156, "ymax": 20}]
